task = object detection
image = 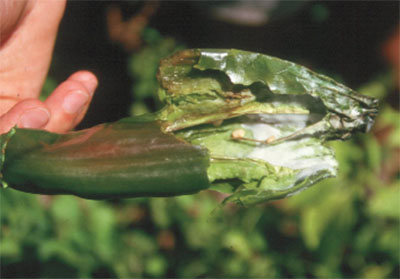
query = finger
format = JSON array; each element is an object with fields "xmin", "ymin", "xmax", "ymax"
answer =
[
  {"xmin": 43, "ymin": 71, "xmax": 97, "ymax": 133},
  {"xmin": 67, "ymin": 71, "xmax": 98, "ymax": 127},
  {"xmin": 0, "ymin": 99, "xmax": 50, "ymax": 134}
]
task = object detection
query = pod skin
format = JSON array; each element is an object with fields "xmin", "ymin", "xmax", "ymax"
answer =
[
  {"xmin": 0, "ymin": 119, "xmax": 210, "ymax": 199},
  {"xmin": 156, "ymin": 49, "xmax": 378, "ymax": 205}
]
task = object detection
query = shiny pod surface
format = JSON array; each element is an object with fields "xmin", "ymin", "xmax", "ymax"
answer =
[{"xmin": 1, "ymin": 120, "xmax": 210, "ymax": 199}]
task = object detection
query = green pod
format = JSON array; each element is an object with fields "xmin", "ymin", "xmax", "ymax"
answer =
[
  {"xmin": 0, "ymin": 49, "xmax": 379, "ymax": 205},
  {"xmin": 0, "ymin": 119, "xmax": 210, "ymax": 199}
]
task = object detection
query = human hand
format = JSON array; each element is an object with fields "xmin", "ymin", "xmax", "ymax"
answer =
[{"xmin": 0, "ymin": 0, "xmax": 98, "ymax": 134}]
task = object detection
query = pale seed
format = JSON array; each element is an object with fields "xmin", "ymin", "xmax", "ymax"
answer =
[{"xmin": 232, "ymin": 129, "xmax": 245, "ymax": 139}]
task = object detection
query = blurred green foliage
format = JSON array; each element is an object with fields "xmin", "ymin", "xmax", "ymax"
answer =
[
  {"xmin": 128, "ymin": 28, "xmax": 184, "ymax": 116},
  {"xmin": 1, "ymin": 23, "xmax": 399, "ymax": 279}
]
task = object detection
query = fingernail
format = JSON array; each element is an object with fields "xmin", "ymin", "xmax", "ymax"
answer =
[
  {"xmin": 84, "ymin": 78, "xmax": 98, "ymax": 94},
  {"xmin": 19, "ymin": 108, "xmax": 50, "ymax": 129},
  {"xmin": 62, "ymin": 90, "xmax": 89, "ymax": 114},
  {"xmin": 74, "ymin": 74, "xmax": 98, "ymax": 94}
]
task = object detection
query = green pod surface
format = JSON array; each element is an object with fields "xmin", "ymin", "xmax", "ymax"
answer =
[{"xmin": 0, "ymin": 119, "xmax": 210, "ymax": 199}]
